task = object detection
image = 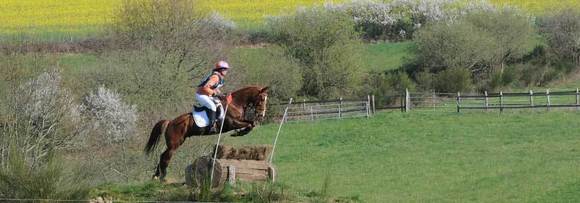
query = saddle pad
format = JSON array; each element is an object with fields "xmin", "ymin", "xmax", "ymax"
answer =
[{"xmin": 192, "ymin": 110, "xmax": 209, "ymax": 128}]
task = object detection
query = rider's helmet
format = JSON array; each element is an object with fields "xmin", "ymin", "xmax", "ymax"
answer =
[{"xmin": 213, "ymin": 60, "xmax": 230, "ymax": 71}]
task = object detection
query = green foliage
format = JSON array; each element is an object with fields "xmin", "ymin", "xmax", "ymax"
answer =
[
  {"xmin": 267, "ymin": 8, "xmax": 363, "ymax": 99},
  {"xmin": 108, "ymin": 0, "xmax": 236, "ymax": 114},
  {"xmin": 413, "ymin": 9, "xmax": 534, "ymax": 90},
  {"xmin": 241, "ymin": 182, "xmax": 290, "ymax": 203},
  {"xmin": 433, "ymin": 67, "xmax": 473, "ymax": 93},
  {"xmin": 90, "ymin": 181, "xmax": 192, "ymax": 202},
  {"xmin": 415, "ymin": 20, "xmax": 493, "ymax": 72},
  {"xmin": 415, "ymin": 70, "xmax": 435, "ymax": 91},
  {"xmin": 539, "ymin": 9, "xmax": 580, "ymax": 66},
  {"xmin": 367, "ymin": 71, "xmax": 415, "ymax": 105},
  {"xmin": 0, "ymin": 148, "xmax": 89, "ymax": 200},
  {"xmin": 230, "ymin": 46, "xmax": 302, "ymax": 100}
]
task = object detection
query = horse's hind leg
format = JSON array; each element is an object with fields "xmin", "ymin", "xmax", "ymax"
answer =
[
  {"xmin": 154, "ymin": 126, "xmax": 186, "ymax": 181},
  {"xmin": 157, "ymin": 148, "xmax": 177, "ymax": 181}
]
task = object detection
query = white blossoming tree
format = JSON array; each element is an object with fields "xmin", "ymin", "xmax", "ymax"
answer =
[{"xmin": 82, "ymin": 86, "xmax": 137, "ymax": 144}]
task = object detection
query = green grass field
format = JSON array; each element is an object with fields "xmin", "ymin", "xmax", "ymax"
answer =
[
  {"xmin": 218, "ymin": 111, "xmax": 580, "ymax": 202},
  {"xmin": 363, "ymin": 41, "xmax": 414, "ymax": 72}
]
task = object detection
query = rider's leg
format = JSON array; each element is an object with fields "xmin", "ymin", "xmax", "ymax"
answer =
[
  {"xmin": 195, "ymin": 94, "xmax": 218, "ymax": 131},
  {"xmin": 195, "ymin": 94, "xmax": 217, "ymax": 112}
]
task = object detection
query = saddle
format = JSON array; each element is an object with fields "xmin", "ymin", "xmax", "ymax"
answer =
[{"xmin": 192, "ymin": 100, "xmax": 224, "ymax": 128}]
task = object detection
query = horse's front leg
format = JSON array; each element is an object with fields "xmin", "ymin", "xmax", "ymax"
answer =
[
  {"xmin": 228, "ymin": 119, "xmax": 255, "ymax": 136},
  {"xmin": 232, "ymin": 127, "xmax": 253, "ymax": 137}
]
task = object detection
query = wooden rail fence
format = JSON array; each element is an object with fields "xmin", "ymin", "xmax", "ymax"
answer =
[
  {"xmin": 376, "ymin": 88, "xmax": 580, "ymax": 112},
  {"xmin": 272, "ymin": 96, "xmax": 375, "ymax": 122}
]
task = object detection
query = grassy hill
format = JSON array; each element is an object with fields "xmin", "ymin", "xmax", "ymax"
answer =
[{"xmin": 219, "ymin": 111, "xmax": 580, "ymax": 202}]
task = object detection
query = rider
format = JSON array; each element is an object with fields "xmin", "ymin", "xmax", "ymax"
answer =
[{"xmin": 196, "ymin": 60, "xmax": 229, "ymax": 133}]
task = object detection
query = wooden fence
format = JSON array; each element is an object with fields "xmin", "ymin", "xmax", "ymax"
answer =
[
  {"xmin": 273, "ymin": 96, "xmax": 375, "ymax": 122},
  {"xmin": 456, "ymin": 88, "xmax": 580, "ymax": 112},
  {"xmin": 377, "ymin": 88, "xmax": 580, "ymax": 112}
]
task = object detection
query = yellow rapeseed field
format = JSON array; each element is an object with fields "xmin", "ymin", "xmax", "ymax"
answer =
[
  {"xmin": 0, "ymin": 0, "xmax": 344, "ymax": 36},
  {"xmin": 195, "ymin": 0, "xmax": 345, "ymax": 26},
  {"xmin": 0, "ymin": 0, "xmax": 579, "ymax": 37},
  {"xmin": 490, "ymin": 0, "xmax": 580, "ymax": 13},
  {"xmin": 0, "ymin": 0, "xmax": 121, "ymax": 35}
]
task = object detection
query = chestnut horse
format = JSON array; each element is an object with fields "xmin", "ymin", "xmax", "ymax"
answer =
[{"xmin": 144, "ymin": 86, "xmax": 269, "ymax": 180}]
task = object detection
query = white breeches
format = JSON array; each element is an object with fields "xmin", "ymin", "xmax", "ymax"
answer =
[
  {"xmin": 196, "ymin": 93, "xmax": 218, "ymax": 111},
  {"xmin": 195, "ymin": 94, "xmax": 224, "ymax": 120}
]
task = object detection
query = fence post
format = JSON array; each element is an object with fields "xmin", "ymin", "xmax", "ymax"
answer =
[
  {"xmin": 499, "ymin": 91, "xmax": 504, "ymax": 112},
  {"xmin": 399, "ymin": 93, "xmax": 407, "ymax": 112},
  {"xmin": 432, "ymin": 91, "xmax": 436, "ymax": 111},
  {"xmin": 367, "ymin": 95, "xmax": 371, "ymax": 118},
  {"xmin": 484, "ymin": 91, "xmax": 489, "ymax": 111},
  {"xmin": 338, "ymin": 97, "xmax": 343, "ymax": 119},
  {"xmin": 310, "ymin": 106, "xmax": 314, "ymax": 120},
  {"xmin": 405, "ymin": 88, "xmax": 410, "ymax": 112},
  {"xmin": 371, "ymin": 95, "xmax": 376, "ymax": 114},
  {"xmin": 546, "ymin": 89, "xmax": 551, "ymax": 111},
  {"xmin": 456, "ymin": 92, "xmax": 461, "ymax": 113},
  {"xmin": 576, "ymin": 88, "xmax": 580, "ymax": 111},
  {"xmin": 302, "ymin": 99, "xmax": 306, "ymax": 111},
  {"xmin": 529, "ymin": 90, "xmax": 534, "ymax": 107}
]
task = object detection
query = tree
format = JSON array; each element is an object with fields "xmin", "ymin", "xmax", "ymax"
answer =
[
  {"xmin": 267, "ymin": 8, "xmax": 363, "ymax": 99},
  {"xmin": 539, "ymin": 9, "xmax": 580, "ymax": 66},
  {"xmin": 412, "ymin": 9, "xmax": 535, "ymax": 91}
]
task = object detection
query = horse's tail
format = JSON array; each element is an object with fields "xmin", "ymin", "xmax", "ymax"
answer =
[{"xmin": 144, "ymin": 120, "xmax": 170, "ymax": 156}]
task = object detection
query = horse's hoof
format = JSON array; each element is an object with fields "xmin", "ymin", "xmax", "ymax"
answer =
[{"xmin": 152, "ymin": 176, "xmax": 160, "ymax": 180}]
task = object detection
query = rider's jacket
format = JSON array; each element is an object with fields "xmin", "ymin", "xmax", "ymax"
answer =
[{"xmin": 196, "ymin": 71, "xmax": 224, "ymax": 96}]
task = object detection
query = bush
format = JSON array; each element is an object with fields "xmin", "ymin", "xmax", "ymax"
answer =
[
  {"xmin": 267, "ymin": 8, "xmax": 363, "ymax": 99},
  {"xmin": 366, "ymin": 71, "xmax": 416, "ymax": 106},
  {"xmin": 412, "ymin": 8, "xmax": 534, "ymax": 90},
  {"xmin": 433, "ymin": 67, "xmax": 472, "ymax": 93},
  {"xmin": 105, "ymin": 0, "xmax": 237, "ymax": 116},
  {"xmin": 81, "ymin": 86, "xmax": 138, "ymax": 144},
  {"xmin": 0, "ymin": 148, "xmax": 89, "ymax": 200},
  {"xmin": 415, "ymin": 70, "xmax": 435, "ymax": 91}
]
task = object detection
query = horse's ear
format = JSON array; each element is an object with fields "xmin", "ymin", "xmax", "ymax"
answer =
[{"xmin": 260, "ymin": 86, "xmax": 269, "ymax": 93}]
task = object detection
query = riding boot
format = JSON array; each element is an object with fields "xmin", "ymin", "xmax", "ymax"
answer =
[{"xmin": 207, "ymin": 110, "xmax": 217, "ymax": 133}]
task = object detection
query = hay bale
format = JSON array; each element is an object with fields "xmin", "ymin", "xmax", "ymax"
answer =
[
  {"xmin": 187, "ymin": 154, "xmax": 276, "ymax": 188},
  {"xmin": 215, "ymin": 144, "xmax": 272, "ymax": 161}
]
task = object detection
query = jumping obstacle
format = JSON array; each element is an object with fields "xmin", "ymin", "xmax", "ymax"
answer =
[{"xmin": 186, "ymin": 144, "xmax": 276, "ymax": 188}]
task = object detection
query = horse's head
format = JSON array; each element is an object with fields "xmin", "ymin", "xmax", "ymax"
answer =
[
  {"xmin": 253, "ymin": 86, "xmax": 269, "ymax": 120},
  {"xmin": 228, "ymin": 86, "xmax": 269, "ymax": 122}
]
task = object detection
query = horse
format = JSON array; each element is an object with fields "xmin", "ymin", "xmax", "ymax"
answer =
[{"xmin": 144, "ymin": 85, "xmax": 269, "ymax": 181}]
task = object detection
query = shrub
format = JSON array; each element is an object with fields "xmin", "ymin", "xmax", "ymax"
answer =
[
  {"xmin": 415, "ymin": 70, "xmax": 435, "ymax": 91},
  {"xmin": 81, "ymin": 86, "xmax": 138, "ymax": 144},
  {"xmin": 0, "ymin": 148, "xmax": 89, "ymax": 200},
  {"xmin": 412, "ymin": 8, "xmax": 534, "ymax": 89},
  {"xmin": 267, "ymin": 8, "xmax": 363, "ymax": 99},
  {"xmin": 433, "ymin": 67, "xmax": 472, "ymax": 93},
  {"xmin": 0, "ymin": 70, "xmax": 82, "ymax": 167}
]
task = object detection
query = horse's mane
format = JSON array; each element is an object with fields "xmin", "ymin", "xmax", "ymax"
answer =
[
  {"xmin": 231, "ymin": 85, "xmax": 264, "ymax": 94},
  {"xmin": 227, "ymin": 85, "xmax": 266, "ymax": 106}
]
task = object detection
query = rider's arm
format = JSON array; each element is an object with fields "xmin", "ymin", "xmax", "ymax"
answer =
[{"xmin": 199, "ymin": 75, "xmax": 220, "ymax": 96}]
